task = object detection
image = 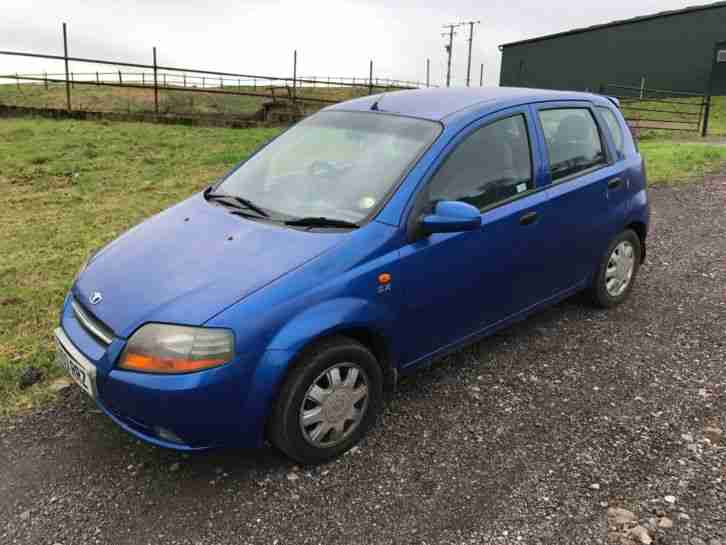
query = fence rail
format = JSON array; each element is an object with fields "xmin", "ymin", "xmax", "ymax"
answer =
[
  {"xmin": 0, "ymin": 38, "xmax": 432, "ymax": 120},
  {"xmin": 602, "ymin": 83, "xmax": 707, "ymax": 135}
]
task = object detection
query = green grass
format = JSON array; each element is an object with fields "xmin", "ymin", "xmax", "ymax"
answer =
[
  {"xmin": 640, "ymin": 140, "xmax": 726, "ymax": 183},
  {"xmin": 0, "ymin": 82, "xmax": 372, "ymax": 117},
  {"xmin": 0, "ymin": 117, "xmax": 281, "ymax": 414},
  {"xmin": 1, "ymin": 116, "xmax": 725, "ymax": 415}
]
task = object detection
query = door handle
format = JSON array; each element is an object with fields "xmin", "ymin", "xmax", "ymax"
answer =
[
  {"xmin": 607, "ymin": 177, "xmax": 623, "ymax": 190},
  {"xmin": 519, "ymin": 211, "xmax": 538, "ymax": 226}
]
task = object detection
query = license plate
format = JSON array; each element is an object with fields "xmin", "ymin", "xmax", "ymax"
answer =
[{"xmin": 54, "ymin": 334, "xmax": 96, "ymax": 399}]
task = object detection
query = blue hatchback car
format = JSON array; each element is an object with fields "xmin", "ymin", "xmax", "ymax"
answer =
[{"xmin": 55, "ymin": 87, "xmax": 648, "ymax": 463}]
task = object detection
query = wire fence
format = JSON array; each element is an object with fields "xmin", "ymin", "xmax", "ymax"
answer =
[{"xmin": 0, "ymin": 29, "xmax": 433, "ymax": 121}]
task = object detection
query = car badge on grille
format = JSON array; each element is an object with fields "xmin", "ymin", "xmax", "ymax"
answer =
[{"xmin": 89, "ymin": 291, "xmax": 103, "ymax": 305}]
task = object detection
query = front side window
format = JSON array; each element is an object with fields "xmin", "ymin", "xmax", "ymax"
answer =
[
  {"xmin": 597, "ymin": 106, "xmax": 625, "ymax": 157},
  {"xmin": 538, "ymin": 108, "xmax": 606, "ymax": 182},
  {"xmin": 428, "ymin": 115, "xmax": 533, "ymax": 211},
  {"xmin": 215, "ymin": 111, "xmax": 441, "ymax": 223}
]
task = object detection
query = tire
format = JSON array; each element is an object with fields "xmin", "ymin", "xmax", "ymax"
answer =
[
  {"xmin": 268, "ymin": 336, "xmax": 383, "ymax": 465},
  {"xmin": 589, "ymin": 229, "xmax": 642, "ymax": 308}
]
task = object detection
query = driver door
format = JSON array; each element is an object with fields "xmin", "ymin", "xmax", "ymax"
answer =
[{"xmin": 397, "ymin": 108, "xmax": 555, "ymax": 367}]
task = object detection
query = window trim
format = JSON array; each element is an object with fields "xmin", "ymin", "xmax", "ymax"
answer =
[
  {"xmin": 423, "ymin": 112, "xmax": 537, "ymax": 212},
  {"xmin": 596, "ymin": 105, "xmax": 626, "ymax": 160},
  {"xmin": 534, "ymin": 104, "xmax": 611, "ymax": 187},
  {"xmin": 405, "ymin": 107, "xmax": 542, "ymax": 241}
]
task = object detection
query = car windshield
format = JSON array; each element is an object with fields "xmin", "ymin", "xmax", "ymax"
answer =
[{"xmin": 214, "ymin": 110, "xmax": 441, "ymax": 223}]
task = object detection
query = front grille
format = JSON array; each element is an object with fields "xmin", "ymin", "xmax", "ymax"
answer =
[{"xmin": 71, "ymin": 297, "xmax": 114, "ymax": 346}]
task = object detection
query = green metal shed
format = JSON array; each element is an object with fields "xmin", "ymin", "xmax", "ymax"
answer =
[{"xmin": 499, "ymin": 1, "xmax": 726, "ymax": 95}]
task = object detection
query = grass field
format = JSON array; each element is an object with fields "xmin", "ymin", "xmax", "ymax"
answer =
[
  {"xmin": 1, "ymin": 116, "xmax": 726, "ymax": 415},
  {"xmin": 0, "ymin": 118, "xmax": 281, "ymax": 414},
  {"xmin": 639, "ymin": 139, "xmax": 726, "ymax": 182},
  {"xmin": 0, "ymin": 82, "xmax": 372, "ymax": 117}
]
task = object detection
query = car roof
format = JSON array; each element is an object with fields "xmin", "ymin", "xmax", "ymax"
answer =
[{"xmin": 325, "ymin": 86, "xmax": 604, "ymax": 123}]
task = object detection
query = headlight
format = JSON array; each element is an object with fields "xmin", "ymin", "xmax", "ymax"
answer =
[{"xmin": 119, "ymin": 324, "xmax": 235, "ymax": 374}]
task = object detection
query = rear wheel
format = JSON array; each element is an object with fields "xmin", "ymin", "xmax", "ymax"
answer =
[
  {"xmin": 269, "ymin": 337, "xmax": 383, "ymax": 464},
  {"xmin": 589, "ymin": 229, "xmax": 641, "ymax": 308}
]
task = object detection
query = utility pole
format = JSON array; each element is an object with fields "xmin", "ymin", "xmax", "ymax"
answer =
[
  {"xmin": 462, "ymin": 20, "xmax": 481, "ymax": 87},
  {"xmin": 442, "ymin": 23, "xmax": 462, "ymax": 87},
  {"xmin": 480, "ymin": 63, "xmax": 484, "ymax": 86},
  {"xmin": 426, "ymin": 58, "xmax": 430, "ymax": 87}
]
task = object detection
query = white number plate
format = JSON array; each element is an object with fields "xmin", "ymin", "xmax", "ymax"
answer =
[{"xmin": 54, "ymin": 334, "xmax": 96, "ymax": 399}]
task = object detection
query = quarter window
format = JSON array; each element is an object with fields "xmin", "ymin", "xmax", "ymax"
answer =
[
  {"xmin": 538, "ymin": 108, "xmax": 606, "ymax": 182},
  {"xmin": 428, "ymin": 115, "xmax": 533, "ymax": 211},
  {"xmin": 597, "ymin": 106, "xmax": 625, "ymax": 157}
]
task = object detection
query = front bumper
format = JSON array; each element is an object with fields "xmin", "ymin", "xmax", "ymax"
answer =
[{"xmin": 58, "ymin": 296, "xmax": 294, "ymax": 450}]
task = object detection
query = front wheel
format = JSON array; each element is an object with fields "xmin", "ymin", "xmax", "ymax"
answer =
[
  {"xmin": 589, "ymin": 229, "xmax": 642, "ymax": 308},
  {"xmin": 268, "ymin": 337, "xmax": 383, "ymax": 464}
]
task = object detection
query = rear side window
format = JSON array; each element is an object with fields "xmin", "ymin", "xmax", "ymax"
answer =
[
  {"xmin": 538, "ymin": 108, "xmax": 606, "ymax": 182},
  {"xmin": 428, "ymin": 114, "xmax": 533, "ymax": 211},
  {"xmin": 597, "ymin": 106, "xmax": 624, "ymax": 157}
]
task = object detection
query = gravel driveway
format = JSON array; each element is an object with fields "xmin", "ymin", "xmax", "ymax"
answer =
[{"xmin": 1, "ymin": 176, "xmax": 724, "ymax": 545}]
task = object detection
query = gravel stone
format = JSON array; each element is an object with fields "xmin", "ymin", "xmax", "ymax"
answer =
[
  {"xmin": 703, "ymin": 427, "xmax": 723, "ymax": 445},
  {"xmin": 608, "ymin": 507, "xmax": 637, "ymax": 524},
  {"xmin": 629, "ymin": 525, "xmax": 653, "ymax": 544},
  {"xmin": 0, "ymin": 177, "xmax": 724, "ymax": 544}
]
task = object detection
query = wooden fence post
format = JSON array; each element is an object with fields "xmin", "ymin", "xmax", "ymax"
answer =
[
  {"xmin": 152, "ymin": 47, "xmax": 159, "ymax": 114},
  {"xmin": 62, "ymin": 22, "xmax": 71, "ymax": 111}
]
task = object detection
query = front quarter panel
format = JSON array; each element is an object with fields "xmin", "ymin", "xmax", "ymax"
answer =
[{"xmin": 202, "ymin": 221, "xmax": 403, "ymax": 444}]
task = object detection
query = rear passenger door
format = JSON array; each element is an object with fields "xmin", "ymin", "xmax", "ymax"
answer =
[{"xmin": 532, "ymin": 102, "xmax": 626, "ymax": 291}]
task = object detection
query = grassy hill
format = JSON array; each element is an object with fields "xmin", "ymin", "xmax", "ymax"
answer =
[{"xmin": 0, "ymin": 81, "xmax": 375, "ymax": 117}]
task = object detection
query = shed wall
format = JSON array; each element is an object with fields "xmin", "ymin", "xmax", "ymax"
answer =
[{"xmin": 500, "ymin": 7, "xmax": 726, "ymax": 94}]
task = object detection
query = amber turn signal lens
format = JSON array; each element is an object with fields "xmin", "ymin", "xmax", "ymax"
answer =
[
  {"xmin": 378, "ymin": 273, "xmax": 392, "ymax": 285},
  {"xmin": 118, "ymin": 323, "xmax": 234, "ymax": 374},
  {"xmin": 121, "ymin": 353, "xmax": 227, "ymax": 373}
]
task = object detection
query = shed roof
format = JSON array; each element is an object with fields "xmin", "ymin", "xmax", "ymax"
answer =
[{"xmin": 500, "ymin": 1, "xmax": 726, "ymax": 49}]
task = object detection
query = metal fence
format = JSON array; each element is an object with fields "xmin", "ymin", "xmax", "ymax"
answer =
[
  {"xmin": 0, "ymin": 24, "xmax": 432, "ymax": 120},
  {"xmin": 602, "ymin": 83, "xmax": 707, "ymax": 135}
]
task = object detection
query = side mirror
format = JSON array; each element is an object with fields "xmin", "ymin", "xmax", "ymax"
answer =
[{"xmin": 420, "ymin": 200, "xmax": 481, "ymax": 235}]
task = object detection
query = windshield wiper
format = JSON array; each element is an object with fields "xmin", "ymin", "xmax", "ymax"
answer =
[
  {"xmin": 203, "ymin": 187, "xmax": 269, "ymax": 218},
  {"xmin": 284, "ymin": 216, "xmax": 359, "ymax": 229}
]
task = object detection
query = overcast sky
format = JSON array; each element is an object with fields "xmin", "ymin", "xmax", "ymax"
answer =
[{"xmin": 1, "ymin": 0, "xmax": 706, "ymax": 86}]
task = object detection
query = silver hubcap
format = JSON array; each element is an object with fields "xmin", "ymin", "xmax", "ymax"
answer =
[
  {"xmin": 299, "ymin": 363, "xmax": 369, "ymax": 448},
  {"xmin": 605, "ymin": 241, "xmax": 635, "ymax": 297}
]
